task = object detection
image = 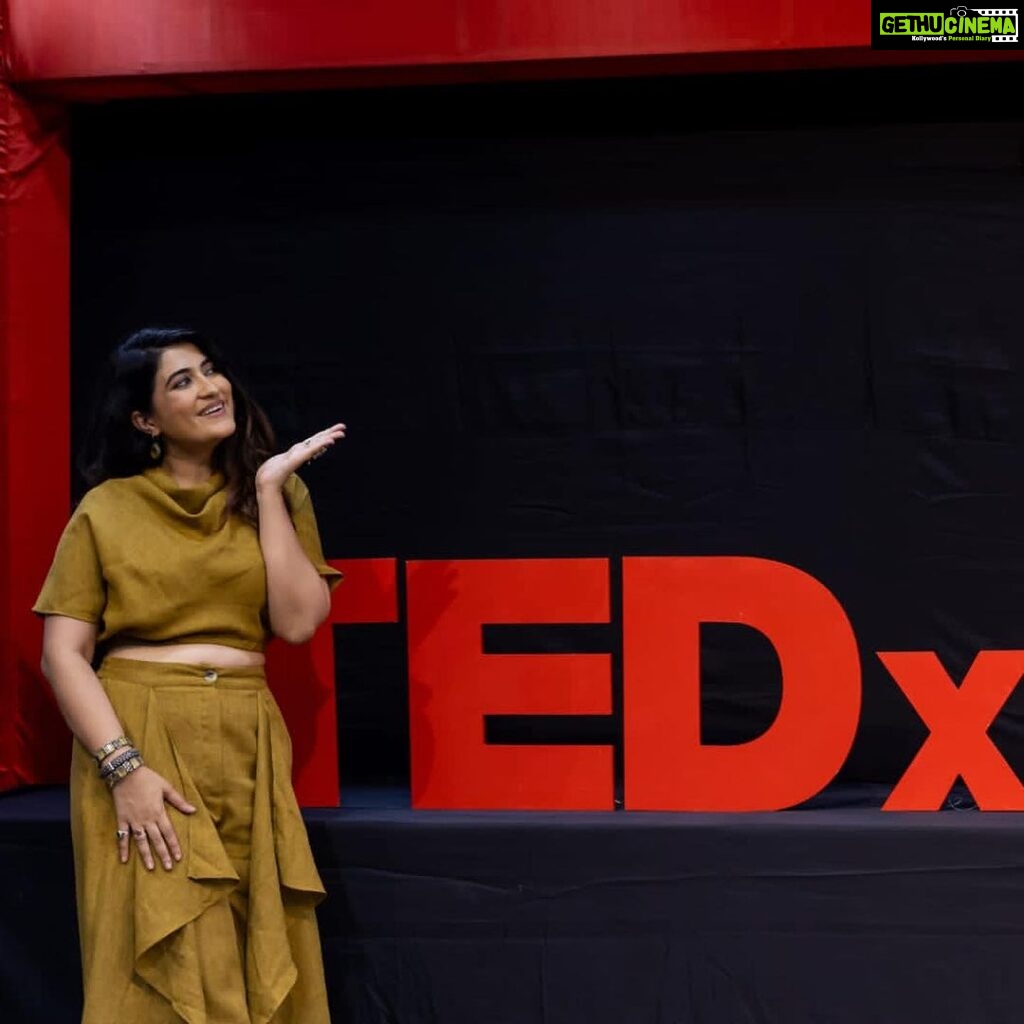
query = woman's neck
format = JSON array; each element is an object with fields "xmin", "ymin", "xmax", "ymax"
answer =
[{"xmin": 160, "ymin": 451, "xmax": 217, "ymax": 487}]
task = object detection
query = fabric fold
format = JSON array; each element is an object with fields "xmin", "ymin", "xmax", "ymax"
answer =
[
  {"xmin": 245, "ymin": 693, "xmax": 326, "ymax": 1023},
  {"xmin": 132, "ymin": 685, "xmax": 240, "ymax": 1022}
]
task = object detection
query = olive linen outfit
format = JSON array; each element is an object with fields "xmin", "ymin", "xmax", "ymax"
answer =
[{"xmin": 33, "ymin": 466, "xmax": 342, "ymax": 1024}]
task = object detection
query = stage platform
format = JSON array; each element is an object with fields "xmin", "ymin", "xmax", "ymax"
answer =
[{"xmin": 3, "ymin": 786, "xmax": 1024, "ymax": 1023}]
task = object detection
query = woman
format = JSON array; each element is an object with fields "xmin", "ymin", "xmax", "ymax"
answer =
[{"xmin": 34, "ymin": 327, "xmax": 345, "ymax": 1023}]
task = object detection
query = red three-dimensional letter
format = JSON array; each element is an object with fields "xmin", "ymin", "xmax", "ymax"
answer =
[
  {"xmin": 879, "ymin": 650, "xmax": 1024, "ymax": 810},
  {"xmin": 267, "ymin": 557, "xmax": 398, "ymax": 807},
  {"xmin": 624, "ymin": 557, "xmax": 861, "ymax": 810},
  {"xmin": 407, "ymin": 558, "xmax": 613, "ymax": 809}
]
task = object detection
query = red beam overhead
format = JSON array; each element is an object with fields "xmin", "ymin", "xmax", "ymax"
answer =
[
  {"xmin": 8, "ymin": 0, "xmax": 1019, "ymax": 98},
  {"xmin": 4, "ymin": 0, "xmax": 862, "ymax": 81}
]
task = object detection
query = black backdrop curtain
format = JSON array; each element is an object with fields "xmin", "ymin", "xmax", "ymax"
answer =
[{"xmin": 70, "ymin": 62, "xmax": 1024, "ymax": 800}]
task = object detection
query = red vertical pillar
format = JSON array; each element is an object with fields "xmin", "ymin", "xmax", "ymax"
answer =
[{"xmin": 0, "ymin": 85, "xmax": 72, "ymax": 790}]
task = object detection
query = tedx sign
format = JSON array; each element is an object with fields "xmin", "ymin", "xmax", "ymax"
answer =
[{"xmin": 311, "ymin": 557, "xmax": 1024, "ymax": 812}]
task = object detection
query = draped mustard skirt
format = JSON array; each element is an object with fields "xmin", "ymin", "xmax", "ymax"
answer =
[{"xmin": 71, "ymin": 658, "xmax": 330, "ymax": 1024}]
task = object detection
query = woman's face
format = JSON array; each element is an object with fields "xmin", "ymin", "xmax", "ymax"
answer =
[{"xmin": 132, "ymin": 343, "xmax": 236, "ymax": 453}]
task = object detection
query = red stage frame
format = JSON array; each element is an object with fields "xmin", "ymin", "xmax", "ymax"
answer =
[{"xmin": 1, "ymin": 1, "xmax": 1021, "ymax": 802}]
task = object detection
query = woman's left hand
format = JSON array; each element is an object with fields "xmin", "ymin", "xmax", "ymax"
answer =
[{"xmin": 255, "ymin": 422, "xmax": 346, "ymax": 492}]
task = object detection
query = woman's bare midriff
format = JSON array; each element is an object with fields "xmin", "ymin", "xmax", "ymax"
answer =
[{"xmin": 105, "ymin": 643, "xmax": 265, "ymax": 668}]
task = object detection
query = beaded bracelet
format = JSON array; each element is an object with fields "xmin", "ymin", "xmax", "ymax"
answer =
[
  {"xmin": 93, "ymin": 735, "xmax": 132, "ymax": 764},
  {"xmin": 98, "ymin": 747, "xmax": 142, "ymax": 779},
  {"xmin": 105, "ymin": 756, "xmax": 145, "ymax": 790}
]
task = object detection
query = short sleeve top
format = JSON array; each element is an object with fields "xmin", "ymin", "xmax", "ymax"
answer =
[{"xmin": 32, "ymin": 467, "xmax": 342, "ymax": 651}]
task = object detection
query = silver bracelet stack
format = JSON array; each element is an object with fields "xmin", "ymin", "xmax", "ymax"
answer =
[
  {"xmin": 93, "ymin": 735, "xmax": 145, "ymax": 789},
  {"xmin": 103, "ymin": 755, "xmax": 145, "ymax": 790}
]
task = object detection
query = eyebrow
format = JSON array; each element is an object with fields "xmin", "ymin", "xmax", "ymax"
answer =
[{"xmin": 164, "ymin": 358, "xmax": 212, "ymax": 387}]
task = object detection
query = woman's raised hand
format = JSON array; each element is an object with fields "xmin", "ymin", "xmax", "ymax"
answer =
[
  {"xmin": 255, "ymin": 423, "xmax": 346, "ymax": 492},
  {"xmin": 112, "ymin": 766, "xmax": 196, "ymax": 871}
]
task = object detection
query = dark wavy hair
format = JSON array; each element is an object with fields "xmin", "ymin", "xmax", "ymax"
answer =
[{"xmin": 78, "ymin": 327, "xmax": 276, "ymax": 525}]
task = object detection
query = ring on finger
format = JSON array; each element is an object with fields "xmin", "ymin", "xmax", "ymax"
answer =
[{"xmin": 116, "ymin": 829, "xmax": 129, "ymax": 841}]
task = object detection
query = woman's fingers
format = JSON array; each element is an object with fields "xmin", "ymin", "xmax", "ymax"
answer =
[
  {"xmin": 256, "ymin": 422, "xmax": 347, "ymax": 488},
  {"xmin": 120, "ymin": 822, "xmax": 178, "ymax": 870},
  {"xmin": 146, "ymin": 822, "xmax": 174, "ymax": 871},
  {"xmin": 299, "ymin": 423, "xmax": 346, "ymax": 455},
  {"xmin": 132, "ymin": 825, "xmax": 155, "ymax": 871},
  {"xmin": 302, "ymin": 424, "xmax": 345, "ymax": 442},
  {"xmin": 112, "ymin": 769, "xmax": 193, "ymax": 870},
  {"xmin": 117, "ymin": 822, "xmax": 131, "ymax": 864},
  {"xmin": 163, "ymin": 784, "xmax": 196, "ymax": 815},
  {"xmin": 157, "ymin": 810, "xmax": 183, "ymax": 864}
]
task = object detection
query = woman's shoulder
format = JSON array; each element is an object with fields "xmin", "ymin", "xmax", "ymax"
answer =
[{"xmin": 73, "ymin": 474, "xmax": 151, "ymax": 517}]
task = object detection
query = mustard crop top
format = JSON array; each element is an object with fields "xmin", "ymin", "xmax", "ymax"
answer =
[{"xmin": 33, "ymin": 466, "xmax": 343, "ymax": 652}]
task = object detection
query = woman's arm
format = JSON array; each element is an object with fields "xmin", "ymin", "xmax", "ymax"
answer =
[
  {"xmin": 41, "ymin": 615, "xmax": 126, "ymax": 759},
  {"xmin": 255, "ymin": 422, "xmax": 345, "ymax": 644},
  {"xmin": 257, "ymin": 484, "xmax": 331, "ymax": 643},
  {"xmin": 40, "ymin": 615, "xmax": 195, "ymax": 870}
]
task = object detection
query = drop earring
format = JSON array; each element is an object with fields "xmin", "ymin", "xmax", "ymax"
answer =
[{"xmin": 149, "ymin": 435, "xmax": 163, "ymax": 461}]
